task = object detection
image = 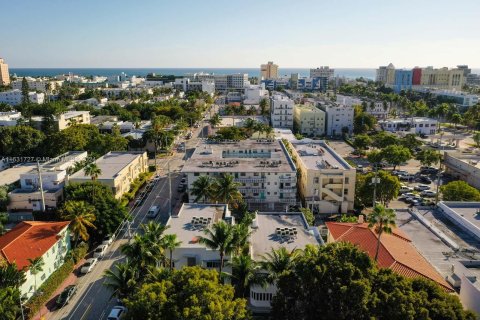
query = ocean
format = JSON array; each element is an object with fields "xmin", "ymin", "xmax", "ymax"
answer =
[{"xmin": 9, "ymin": 68, "xmax": 378, "ymax": 80}]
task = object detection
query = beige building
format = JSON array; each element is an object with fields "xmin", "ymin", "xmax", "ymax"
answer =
[
  {"xmin": 69, "ymin": 151, "xmax": 148, "ymax": 199},
  {"xmin": 289, "ymin": 139, "xmax": 356, "ymax": 214},
  {"xmin": 57, "ymin": 111, "xmax": 91, "ymax": 130},
  {"xmin": 260, "ymin": 61, "xmax": 279, "ymax": 79},
  {"xmin": 0, "ymin": 58, "xmax": 10, "ymax": 85},
  {"xmin": 293, "ymin": 104, "xmax": 326, "ymax": 137},
  {"xmin": 420, "ymin": 67, "xmax": 464, "ymax": 90},
  {"xmin": 443, "ymin": 152, "xmax": 480, "ymax": 190}
]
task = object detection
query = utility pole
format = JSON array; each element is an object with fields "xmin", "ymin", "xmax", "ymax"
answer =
[
  {"xmin": 37, "ymin": 161, "xmax": 46, "ymax": 212},
  {"xmin": 435, "ymin": 133, "xmax": 444, "ymax": 206},
  {"xmin": 372, "ymin": 165, "xmax": 380, "ymax": 208},
  {"xmin": 168, "ymin": 161, "xmax": 172, "ymax": 217}
]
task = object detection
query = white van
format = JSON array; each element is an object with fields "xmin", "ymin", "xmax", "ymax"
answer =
[{"xmin": 147, "ymin": 206, "xmax": 159, "ymax": 219}]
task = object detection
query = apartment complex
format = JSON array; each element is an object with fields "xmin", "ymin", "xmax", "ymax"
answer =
[
  {"xmin": 185, "ymin": 73, "xmax": 248, "ymax": 92},
  {"xmin": 11, "ymin": 77, "xmax": 63, "ymax": 92},
  {"xmin": 69, "ymin": 151, "xmax": 148, "ymax": 199},
  {"xmin": 293, "ymin": 104, "xmax": 326, "ymax": 137},
  {"xmin": 0, "ymin": 89, "xmax": 45, "ymax": 106},
  {"xmin": 182, "ymin": 139, "xmax": 297, "ymax": 210},
  {"xmin": 270, "ymin": 94, "xmax": 294, "ymax": 129},
  {"xmin": 0, "ymin": 111, "xmax": 22, "ymax": 127},
  {"xmin": 289, "ymin": 139, "xmax": 356, "ymax": 214},
  {"xmin": 57, "ymin": 111, "xmax": 91, "ymax": 130},
  {"xmin": 310, "ymin": 66, "xmax": 334, "ymax": 80},
  {"xmin": 378, "ymin": 117, "xmax": 438, "ymax": 135},
  {"xmin": 0, "ymin": 221, "xmax": 71, "ymax": 299},
  {"xmin": 8, "ymin": 151, "xmax": 88, "ymax": 215},
  {"xmin": 260, "ymin": 61, "xmax": 279, "ymax": 79},
  {"xmin": 317, "ymin": 101, "xmax": 354, "ymax": 136},
  {"xmin": 443, "ymin": 152, "xmax": 480, "ymax": 190},
  {"xmin": 411, "ymin": 88, "xmax": 479, "ymax": 108},
  {"xmin": 376, "ymin": 64, "xmax": 465, "ymax": 92},
  {"xmin": 0, "ymin": 58, "xmax": 10, "ymax": 85},
  {"xmin": 244, "ymin": 84, "xmax": 268, "ymax": 105}
]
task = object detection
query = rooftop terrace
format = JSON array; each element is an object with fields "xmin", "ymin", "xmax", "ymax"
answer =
[{"xmin": 291, "ymin": 139, "xmax": 352, "ymax": 170}]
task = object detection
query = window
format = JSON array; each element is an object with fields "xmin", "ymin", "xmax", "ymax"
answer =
[
  {"xmin": 240, "ymin": 172, "xmax": 246, "ymax": 176},
  {"xmin": 194, "ymin": 172, "xmax": 199, "ymax": 176},
  {"xmin": 344, "ymin": 188, "xmax": 349, "ymax": 195},
  {"xmin": 206, "ymin": 261, "xmax": 221, "ymax": 269},
  {"xmin": 314, "ymin": 177, "xmax": 319, "ymax": 184},
  {"xmin": 345, "ymin": 177, "xmax": 349, "ymax": 184},
  {"xmin": 254, "ymin": 172, "xmax": 259, "ymax": 176},
  {"xmin": 187, "ymin": 257, "xmax": 196, "ymax": 266}
]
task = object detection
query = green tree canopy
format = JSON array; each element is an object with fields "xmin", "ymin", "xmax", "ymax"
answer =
[
  {"xmin": 441, "ymin": 181, "xmax": 480, "ymax": 201},
  {"xmin": 380, "ymin": 145, "xmax": 412, "ymax": 170},
  {"xmin": 355, "ymin": 171, "xmax": 401, "ymax": 208},
  {"xmin": 416, "ymin": 149, "xmax": 442, "ymax": 167},
  {"xmin": 0, "ymin": 126, "xmax": 45, "ymax": 157},
  {"xmin": 352, "ymin": 134, "xmax": 372, "ymax": 151},
  {"xmin": 123, "ymin": 266, "xmax": 250, "ymax": 320},
  {"xmin": 372, "ymin": 131, "xmax": 400, "ymax": 149}
]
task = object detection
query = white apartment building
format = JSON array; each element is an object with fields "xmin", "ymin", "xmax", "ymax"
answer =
[
  {"xmin": 244, "ymin": 84, "xmax": 268, "ymax": 105},
  {"xmin": 289, "ymin": 139, "xmax": 356, "ymax": 214},
  {"xmin": 0, "ymin": 89, "xmax": 45, "ymax": 106},
  {"xmin": 317, "ymin": 101, "xmax": 354, "ymax": 136},
  {"xmin": 379, "ymin": 117, "xmax": 437, "ymax": 135},
  {"xmin": 293, "ymin": 104, "xmax": 326, "ymax": 137},
  {"xmin": 11, "ymin": 77, "xmax": 63, "ymax": 92},
  {"xmin": 270, "ymin": 94, "xmax": 294, "ymax": 129},
  {"xmin": 310, "ymin": 66, "xmax": 334, "ymax": 80},
  {"xmin": 182, "ymin": 139, "xmax": 297, "ymax": 211},
  {"xmin": 260, "ymin": 61, "xmax": 279, "ymax": 79},
  {"xmin": 0, "ymin": 111, "xmax": 22, "ymax": 127},
  {"xmin": 0, "ymin": 58, "xmax": 11, "ymax": 85},
  {"xmin": 0, "ymin": 221, "xmax": 70, "ymax": 299},
  {"xmin": 363, "ymin": 100, "xmax": 390, "ymax": 120},
  {"xmin": 336, "ymin": 95, "xmax": 362, "ymax": 107},
  {"xmin": 187, "ymin": 73, "xmax": 249, "ymax": 92}
]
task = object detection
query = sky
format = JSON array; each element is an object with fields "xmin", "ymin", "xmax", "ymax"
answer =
[{"xmin": 2, "ymin": 0, "xmax": 480, "ymax": 68}]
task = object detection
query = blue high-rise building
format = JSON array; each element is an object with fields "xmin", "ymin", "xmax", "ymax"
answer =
[{"xmin": 393, "ymin": 69, "xmax": 413, "ymax": 92}]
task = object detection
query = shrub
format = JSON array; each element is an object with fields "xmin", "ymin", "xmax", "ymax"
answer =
[{"xmin": 26, "ymin": 259, "xmax": 74, "ymax": 318}]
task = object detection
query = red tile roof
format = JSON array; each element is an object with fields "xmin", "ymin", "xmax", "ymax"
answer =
[
  {"xmin": 0, "ymin": 221, "xmax": 70, "ymax": 270},
  {"xmin": 325, "ymin": 222, "xmax": 453, "ymax": 292}
]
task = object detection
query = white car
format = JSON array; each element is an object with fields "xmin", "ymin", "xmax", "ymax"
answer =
[
  {"xmin": 414, "ymin": 184, "xmax": 430, "ymax": 191},
  {"xmin": 107, "ymin": 306, "xmax": 126, "ymax": 320},
  {"xmin": 102, "ymin": 235, "xmax": 114, "ymax": 246},
  {"xmin": 80, "ymin": 258, "xmax": 98, "ymax": 274},
  {"xmin": 93, "ymin": 244, "xmax": 108, "ymax": 259},
  {"xmin": 421, "ymin": 190, "xmax": 437, "ymax": 197},
  {"xmin": 146, "ymin": 205, "xmax": 160, "ymax": 219},
  {"xmin": 399, "ymin": 185, "xmax": 413, "ymax": 193}
]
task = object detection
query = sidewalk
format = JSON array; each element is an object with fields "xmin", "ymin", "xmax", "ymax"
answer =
[{"xmin": 32, "ymin": 258, "xmax": 85, "ymax": 320}]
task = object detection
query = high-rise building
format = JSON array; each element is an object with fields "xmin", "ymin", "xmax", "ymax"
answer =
[
  {"xmin": 0, "ymin": 58, "xmax": 10, "ymax": 86},
  {"xmin": 270, "ymin": 94, "xmax": 294, "ymax": 129},
  {"xmin": 260, "ymin": 61, "xmax": 279, "ymax": 79},
  {"xmin": 310, "ymin": 66, "xmax": 334, "ymax": 80},
  {"xmin": 375, "ymin": 63, "xmax": 395, "ymax": 84}
]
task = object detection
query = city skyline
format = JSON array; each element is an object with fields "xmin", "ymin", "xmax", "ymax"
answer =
[{"xmin": 2, "ymin": 0, "xmax": 480, "ymax": 68}]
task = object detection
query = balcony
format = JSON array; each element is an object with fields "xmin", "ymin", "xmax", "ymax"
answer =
[
  {"xmin": 239, "ymin": 187, "xmax": 266, "ymax": 193},
  {"xmin": 279, "ymin": 176, "xmax": 296, "ymax": 182},
  {"xmin": 235, "ymin": 177, "xmax": 266, "ymax": 183},
  {"xmin": 280, "ymin": 187, "xmax": 297, "ymax": 193},
  {"xmin": 324, "ymin": 183, "xmax": 343, "ymax": 188}
]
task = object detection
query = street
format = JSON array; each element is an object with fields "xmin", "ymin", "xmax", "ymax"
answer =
[{"xmin": 46, "ymin": 109, "xmax": 212, "ymax": 320}]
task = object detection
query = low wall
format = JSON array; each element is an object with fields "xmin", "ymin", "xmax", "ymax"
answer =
[{"xmin": 438, "ymin": 202, "xmax": 480, "ymax": 242}]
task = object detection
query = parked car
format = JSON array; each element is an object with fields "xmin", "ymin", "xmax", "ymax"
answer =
[
  {"xmin": 392, "ymin": 170, "xmax": 408, "ymax": 176},
  {"xmin": 102, "ymin": 235, "xmax": 114, "ymax": 246},
  {"xmin": 356, "ymin": 165, "xmax": 365, "ymax": 173},
  {"xmin": 153, "ymin": 175, "xmax": 161, "ymax": 182},
  {"xmin": 421, "ymin": 190, "xmax": 437, "ymax": 197},
  {"xmin": 399, "ymin": 185, "xmax": 414, "ymax": 194},
  {"xmin": 107, "ymin": 306, "xmax": 127, "ymax": 320},
  {"xmin": 80, "ymin": 258, "xmax": 98, "ymax": 274},
  {"xmin": 177, "ymin": 184, "xmax": 186, "ymax": 192},
  {"xmin": 411, "ymin": 199, "xmax": 422, "ymax": 206},
  {"xmin": 399, "ymin": 174, "xmax": 416, "ymax": 181},
  {"xmin": 414, "ymin": 184, "xmax": 430, "ymax": 191},
  {"xmin": 146, "ymin": 205, "xmax": 160, "ymax": 219},
  {"xmin": 93, "ymin": 244, "xmax": 108, "ymax": 259},
  {"xmin": 418, "ymin": 176, "xmax": 432, "ymax": 184},
  {"xmin": 56, "ymin": 285, "xmax": 77, "ymax": 308},
  {"xmin": 420, "ymin": 166, "xmax": 438, "ymax": 174}
]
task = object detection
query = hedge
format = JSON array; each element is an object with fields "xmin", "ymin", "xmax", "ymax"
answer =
[
  {"xmin": 122, "ymin": 171, "xmax": 154, "ymax": 202},
  {"xmin": 26, "ymin": 259, "xmax": 74, "ymax": 318}
]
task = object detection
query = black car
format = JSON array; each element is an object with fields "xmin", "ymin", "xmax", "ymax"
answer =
[
  {"xmin": 56, "ymin": 285, "xmax": 77, "ymax": 308},
  {"xmin": 418, "ymin": 176, "xmax": 432, "ymax": 184}
]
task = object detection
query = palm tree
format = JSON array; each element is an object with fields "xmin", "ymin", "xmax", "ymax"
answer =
[
  {"xmin": 0, "ymin": 263, "xmax": 26, "ymax": 288},
  {"xmin": 367, "ymin": 204, "xmax": 397, "ymax": 262},
  {"xmin": 27, "ymin": 257, "xmax": 45, "ymax": 294},
  {"xmin": 227, "ymin": 254, "xmax": 266, "ymax": 298},
  {"xmin": 60, "ymin": 200, "xmax": 96, "ymax": 247},
  {"xmin": 190, "ymin": 175, "xmax": 214, "ymax": 203},
  {"xmin": 211, "ymin": 174, "xmax": 242, "ymax": 207},
  {"xmin": 162, "ymin": 234, "xmax": 182, "ymax": 271},
  {"xmin": 263, "ymin": 125, "xmax": 274, "ymax": 139},
  {"xmin": 199, "ymin": 221, "xmax": 235, "ymax": 276},
  {"xmin": 103, "ymin": 262, "xmax": 137, "ymax": 299},
  {"xmin": 260, "ymin": 247, "xmax": 301, "ymax": 284},
  {"xmin": 84, "ymin": 163, "xmax": 102, "ymax": 201},
  {"xmin": 231, "ymin": 223, "xmax": 253, "ymax": 255}
]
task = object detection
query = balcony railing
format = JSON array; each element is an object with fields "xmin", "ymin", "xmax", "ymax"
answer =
[{"xmin": 235, "ymin": 177, "xmax": 266, "ymax": 183}]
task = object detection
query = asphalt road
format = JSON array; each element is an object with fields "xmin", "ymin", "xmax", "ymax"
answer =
[{"xmin": 47, "ymin": 108, "xmax": 212, "ymax": 320}]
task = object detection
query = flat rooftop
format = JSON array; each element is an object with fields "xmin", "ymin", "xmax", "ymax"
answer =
[
  {"xmin": 250, "ymin": 213, "xmax": 319, "ymax": 260},
  {"xmin": 439, "ymin": 202, "xmax": 480, "ymax": 233},
  {"xmin": 0, "ymin": 164, "xmax": 36, "ymax": 186},
  {"xmin": 182, "ymin": 139, "xmax": 296, "ymax": 173},
  {"xmin": 445, "ymin": 152, "xmax": 480, "ymax": 169},
  {"xmin": 165, "ymin": 204, "xmax": 228, "ymax": 249},
  {"xmin": 69, "ymin": 152, "xmax": 144, "ymax": 180},
  {"xmin": 291, "ymin": 139, "xmax": 352, "ymax": 170}
]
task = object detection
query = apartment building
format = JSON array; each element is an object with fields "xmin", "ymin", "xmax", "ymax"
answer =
[
  {"xmin": 0, "ymin": 89, "xmax": 45, "ymax": 106},
  {"xmin": 165, "ymin": 204, "xmax": 322, "ymax": 313},
  {"xmin": 317, "ymin": 101, "xmax": 354, "ymax": 136},
  {"xmin": 173, "ymin": 78, "xmax": 215, "ymax": 94},
  {"xmin": 270, "ymin": 94, "xmax": 294, "ymax": 129},
  {"xmin": 375, "ymin": 63, "xmax": 396, "ymax": 84},
  {"xmin": 411, "ymin": 88, "xmax": 479, "ymax": 108},
  {"xmin": 11, "ymin": 77, "xmax": 63, "ymax": 92},
  {"xmin": 336, "ymin": 95, "xmax": 362, "ymax": 107},
  {"xmin": 182, "ymin": 139, "xmax": 297, "ymax": 211},
  {"xmin": 310, "ymin": 66, "xmax": 334, "ymax": 80},
  {"xmin": 244, "ymin": 84, "xmax": 268, "ymax": 105},
  {"xmin": 363, "ymin": 99, "xmax": 390, "ymax": 119},
  {"xmin": 293, "ymin": 104, "xmax": 326, "ymax": 137},
  {"xmin": 260, "ymin": 61, "xmax": 279, "ymax": 79},
  {"xmin": 0, "ymin": 221, "xmax": 70, "ymax": 299},
  {"xmin": 186, "ymin": 73, "xmax": 248, "ymax": 92},
  {"xmin": 289, "ymin": 140, "xmax": 356, "ymax": 214},
  {"xmin": 57, "ymin": 111, "xmax": 91, "ymax": 130},
  {"xmin": 378, "ymin": 117, "xmax": 437, "ymax": 135},
  {"xmin": 443, "ymin": 152, "xmax": 480, "ymax": 190},
  {"xmin": 69, "ymin": 151, "xmax": 148, "ymax": 199},
  {"xmin": 0, "ymin": 111, "xmax": 22, "ymax": 127},
  {"xmin": 0, "ymin": 58, "xmax": 10, "ymax": 85},
  {"xmin": 8, "ymin": 151, "xmax": 88, "ymax": 214}
]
